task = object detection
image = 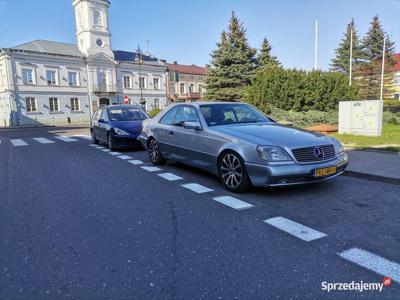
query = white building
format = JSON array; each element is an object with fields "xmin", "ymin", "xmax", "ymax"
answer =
[{"xmin": 0, "ymin": 0, "xmax": 167, "ymax": 127}]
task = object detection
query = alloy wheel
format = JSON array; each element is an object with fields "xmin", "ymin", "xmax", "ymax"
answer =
[
  {"xmin": 220, "ymin": 153, "xmax": 243, "ymax": 189},
  {"xmin": 148, "ymin": 139, "xmax": 160, "ymax": 163}
]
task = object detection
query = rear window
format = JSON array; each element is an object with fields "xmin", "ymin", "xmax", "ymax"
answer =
[{"xmin": 109, "ymin": 108, "xmax": 148, "ymax": 121}]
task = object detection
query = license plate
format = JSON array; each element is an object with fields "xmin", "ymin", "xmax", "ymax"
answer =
[{"xmin": 313, "ymin": 166, "xmax": 337, "ymax": 177}]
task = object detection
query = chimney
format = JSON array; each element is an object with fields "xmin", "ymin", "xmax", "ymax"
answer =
[{"xmin": 173, "ymin": 61, "xmax": 177, "ymax": 65}]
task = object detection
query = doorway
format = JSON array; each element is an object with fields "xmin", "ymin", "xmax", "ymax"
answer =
[{"xmin": 99, "ymin": 98, "xmax": 110, "ymax": 105}]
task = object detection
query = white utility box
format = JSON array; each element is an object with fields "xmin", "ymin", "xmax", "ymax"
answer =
[{"xmin": 338, "ymin": 100, "xmax": 383, "ymax": 136}]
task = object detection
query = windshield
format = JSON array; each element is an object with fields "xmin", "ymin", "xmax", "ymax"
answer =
[
  {"xmin": 108, "ymin": 107, "xmax": 148, "ymax": 122},
  {"xmin": 200, "ymin": 103, "xmax": 271, "ymax": 126}
]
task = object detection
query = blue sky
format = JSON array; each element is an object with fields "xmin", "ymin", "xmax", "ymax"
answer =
[{"xmin": 0, "ymin": 0, "xmax": 399, "ymax": 70}]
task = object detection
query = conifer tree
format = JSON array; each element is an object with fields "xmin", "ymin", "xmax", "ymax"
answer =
[
  {"xmin": 330, "ymin": 19, "xmax": 363, "ymax": 74},
  {"xmin": 257, "ymin": 37, "xmax": 281, "ymax": 69},
  {"xmin": 205, "ymin": 12, "xmax": 257, "ymax": 101},
  {"xmin": 357, "ymin": 15, "xmax": 396, "ymax": 99}
]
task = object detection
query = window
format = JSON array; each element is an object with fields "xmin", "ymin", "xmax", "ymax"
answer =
[
  {"xmin": 93, "ymin": 9, "xmax": 102, "ymax": 26},
  {"xmin": 189, "ymin": 84, "xmax": 195, "ymax": 93},
  {"xmin": 395, "ymin": 93, "xmax": 400, "ymax": 100},
  {"xmin": 180, "ymin": 83, "xmax": 185, "ymax": 94},
  {"xmin": 160, "ymin": 106, "xmax": 179, "ymax": 125},
  {"xmin": 153, "ymin": 78, "xmax": 160, "ymax": 90},
  {"xmin": 123, "ymin": 75, "xmax": 132, "ymax": 88},
  {"xmin": 46, "ymin": 70, "xmax": 57, "ymax": 85},
  {"xmin": 100, "ymin": 108, "xmax": 109, "ymax": 121},
  {"xmin": 200, "ymin": 104, "xmax": 270, "ymax": 126},
  {"xmin": 22, "ymin": 68, "xmax": 34, "ymax": 85},
  {"xmin": 154, "ymin": 98, "xmax": 160, "ymax": 109},
  {"xmin": 70, "ymin": 98, "xmax": 80, "ymax": 111},
  {"xmin": 139, "ymin": 77, "xmax": 145, "ymax": 88},
  {"xmin": 68, "ymin": 71, "xmax": 79, "ymax": 86},
  {"xmin": 394, "ymin": 75, "xmax": 400, "ymax": 85},
  {"xmin": 0, "ymin": 69, "xmax": 3, "ymax": 86},
  {"xmin": 49, "ymin": 98, "xmax": 59, "ymax": 112},
  {"xmin": 26, "ymin": 97, "xmax": 37, "ymax": 112},
  {"xmin": 109, "ymin": 107, "xmax": 148, "ymax": 121},
  {"xmin": 198, "ymin": 84, "xmax": 204, "ymax": 94},
  {"xmin": 171, "ymin": 83, "xmax": 176, "ymax": 94},
  {"xmin": 174, "ymin": 106, "xmax": 199, "ymax": 126}
]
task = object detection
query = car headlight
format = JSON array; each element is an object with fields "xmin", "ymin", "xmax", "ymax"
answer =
[
  {"xmin": 331, "ymin": 138, "xmax": 344, "ymax": 155},
  {"xmin": 256, "ymin": 146, "xmax": 292, "ymax": 162},
  {"xmin": 114, "ymin": 128, "xmax": 129, "ymax": 136}
]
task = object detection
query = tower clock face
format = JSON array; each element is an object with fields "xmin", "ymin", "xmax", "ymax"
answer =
[{"xmin": 96, "ymin": 39, "xmax": 103, "ymax": 47}]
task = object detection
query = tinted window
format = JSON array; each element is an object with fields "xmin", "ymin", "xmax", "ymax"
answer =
[
  {"xmin": 108, "ymin": 107, "xmax": 147, "ymax": 121},
  {"xmin": 174, "ymin": 106, "xmax": 199, "ymax": 126},
  {"xmin": 100, "ymin": 108, "xmax": 109, "ymax": 121},
  {"xmin": 200, "ymin": 104, "xmax": 270, "ymax": 126},
  {"xmin": 160, "ymin": 106, "xmax": 179, "ymax": 125}
]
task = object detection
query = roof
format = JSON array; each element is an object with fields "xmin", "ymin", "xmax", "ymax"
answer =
[
  {"xmin": 113, "ymin": 50, "xmax": 160, "ymax": 63},
  {"xmin": 12, "ymin": 40, "xmax": 83, "ymax": 57},
  {"xmin": 394, "ymin": 53, "xmax": 400, "ymax": 72},
  {"xmin": 8, "ymin": 40, "xmax": 164, "ymax": 63},
  {"xmin": 167, "ymin": 63, "xmax": 206, "ymax": 75}
]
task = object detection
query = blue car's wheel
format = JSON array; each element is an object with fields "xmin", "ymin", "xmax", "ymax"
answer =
[{"xmin": 108, "ymin": 133, "xmax": 115, "ymax": 151}]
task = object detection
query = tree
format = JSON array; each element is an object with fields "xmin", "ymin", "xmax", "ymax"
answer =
[
  {"xmin": 357, "ymin": 15, "xmax": 396, "ymax": 99},
  {"xmin": 205, "ymin": 12, "xmax": 257, "ymax": 101},
  {"xmin": 257, "ymin": 37, "xmax": 281, "ymax": 69},
  {"xmin": 330, "ymin": 19, "xmax": 364, "ymax": 74}
]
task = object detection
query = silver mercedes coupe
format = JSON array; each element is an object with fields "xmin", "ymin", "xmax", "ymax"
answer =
[{"xmin": 139, "ymin": 102, "xmax": 348, "ymax": 192}]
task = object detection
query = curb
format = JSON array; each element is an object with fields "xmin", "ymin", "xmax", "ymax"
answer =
[{"xmin": 343, "ymin": 170, "xmax": 400, "ymax": 185}]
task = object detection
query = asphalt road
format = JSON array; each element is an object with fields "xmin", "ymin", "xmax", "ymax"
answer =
[{"xmin": 0, "ymin": 126, "xmax": 399, "ymax": 300}]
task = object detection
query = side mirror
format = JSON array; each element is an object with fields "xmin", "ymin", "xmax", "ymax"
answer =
[
  {"xmin": 183, "ymin": 121, "xmax": 202, "ymax": 130},
  {"xmin": 98, "ymin": 118, "xmax": 106, "ymax": 123}
]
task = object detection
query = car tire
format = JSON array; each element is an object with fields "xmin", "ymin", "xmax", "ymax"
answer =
[
  {"xmin": 91, "ymin": 130, "xmax": 99, "ymax": 144},
  {"xmin": 147, "ymin": 138, "xmax": 166, "ymax": 165},
  {"xmin": 218, "ymin": 151, "xmax": 251, "ymax": 193},
  {"xmin": 108, "ymin": 133, "xmax": 116, "ymax": 151}
]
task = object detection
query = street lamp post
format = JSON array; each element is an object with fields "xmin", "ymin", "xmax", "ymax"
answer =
[{"xmin": 135, "ymin": 45, "xmax": 145, "ymax": 109}]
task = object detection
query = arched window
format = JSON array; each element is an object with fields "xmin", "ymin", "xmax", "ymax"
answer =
[{"xmin": 93, "ymin": 9, "xmax": 102, "ymax": 26}]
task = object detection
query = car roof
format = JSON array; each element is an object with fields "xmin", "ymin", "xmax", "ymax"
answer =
[
  {"xmin": 101, "ymin": 104, "xmax": 143, "ymax": 110},
  {"xmin": 171, "ymin": 101, "xmax": 244, "ymax": 107}
]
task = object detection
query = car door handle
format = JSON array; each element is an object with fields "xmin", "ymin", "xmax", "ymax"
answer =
[{"xmin": 168, "ymin": 131, "xmax": 174, "ymax": 136}]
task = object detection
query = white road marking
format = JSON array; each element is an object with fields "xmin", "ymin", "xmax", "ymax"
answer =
[
  {"xmin": 128, "ymin": 160, "xmax": 143, "ymax": 165},
  {"xmin": 157, "ymin": 173, "xmax": 183, "ymax": 181},
  {"xmin": 264, "ymin": 217, "xmax": 327, "ymax": 241},
  {"xmin": 33, "ymin": 137, "xmax": 55, "ymax": 144},
  {"xmin": 181, "ymin": 183, "xmax": 214, "ymax": 194},
  {"xmin": 10, "ymin": 139, "xmax": 28, "ymax": 147},
  {"xmin": 339, "ymin": 248, "xmax": 400, "ymax": 283},
  {"xmin": 73, "ymin": 135, "xmax": 91, "ymax": 140},
  {"xmin": 101, "ymin": 149, "xmax": 111, "ymax": 152},
  {"xmin": 118, "ymin": 155, "xmax": 132, "ymax": 160},
  {"xmin": 89, "ymin": 144, "xmax": 98, "ymax": 147},
  {"xmin": 141, "ymin": 166, "xmax": 162, "ymax": 172},
  {"xmin": 108, "ymin": 152, "xmax": 121, "ymax": 156},
  {"xmin": 94, "ymin": 146, "xmax": 105, "ymax": 149},
  {"xmin": 212, "ymin": 196, "xmax": 253, "ymax": 210},
  {"xmin": 53, "ymin": 136, "xmax": 78, "ymax": 142}
]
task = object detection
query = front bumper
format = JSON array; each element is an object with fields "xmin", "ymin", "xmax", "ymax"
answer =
[
  {"xmin": 112, "ymin": 134, "xmax": 142, "ymax": 148},
  {"xmin": 245, "ymin": 153, "xmax": 349, "ymax": 187}
]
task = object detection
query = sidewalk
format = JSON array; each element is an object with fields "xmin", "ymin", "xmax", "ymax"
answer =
[{"xmin": 344, "ymin": 149, "xmax": 400, "ymax": 185}]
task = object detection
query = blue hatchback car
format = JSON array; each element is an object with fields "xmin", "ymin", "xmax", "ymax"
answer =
[{"xmin": 91, "ymin": 104, "xmax": 149, "ymax": 150}]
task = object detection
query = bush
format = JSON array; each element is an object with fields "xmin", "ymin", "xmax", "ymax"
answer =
[
  {"xmin": 383, "ymin": 111, "xmax": 400, "ymax": 125},
  {"xmin": 147, "ymin": 108, "xmax": 162, "ymax": 118},
  {"xmin": 267, "ymin": 106, "xmax": 339, "ymax": 127},
  {"xmin": 244, "ymin": 68, "xmax": 360, "ymax": 112}
]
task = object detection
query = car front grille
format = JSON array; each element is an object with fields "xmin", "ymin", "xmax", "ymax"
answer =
[{"xmin": 291, "ymin": 144, "xmax": 336, "ymax": 163}]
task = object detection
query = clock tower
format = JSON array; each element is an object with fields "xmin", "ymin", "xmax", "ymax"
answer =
[{"xmin": 73, "ymin": 0, "xmax": 114, "ymax": 58}]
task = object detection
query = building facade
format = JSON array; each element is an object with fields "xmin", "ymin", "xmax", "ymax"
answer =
[
  {"xmin": 0, "ymin": 0, "xmax": 167, "ymax": 127},
  {"xmin": 392, "ymin": 53, "xmax": 400, "ymax": 100},
  {"xmin": 166, "ymin": 62, "xmax": 206, "ymax": 103}
]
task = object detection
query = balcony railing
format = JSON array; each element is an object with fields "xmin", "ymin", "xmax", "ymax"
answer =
[{"xmin": 93, "ymin": 84, "xmax": 117, "ymax": 95}]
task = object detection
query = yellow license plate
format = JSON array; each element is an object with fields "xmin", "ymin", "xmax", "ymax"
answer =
[{"xmin": 313, "ymin": 166, "xmax": 337, "ymax": 177}]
